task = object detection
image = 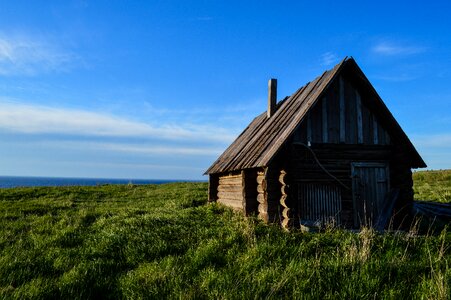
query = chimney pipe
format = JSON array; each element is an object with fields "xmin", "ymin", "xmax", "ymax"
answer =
[{"xmin": 267, "ymin": 78, "xmax": 277, "ymax": 118}]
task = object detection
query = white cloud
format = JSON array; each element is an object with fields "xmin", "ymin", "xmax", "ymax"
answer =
[
  {"xmin": 0, "ymin": 100, "xmax": 236, "ymax": 143},
  {"xmin": 0, "ymin": 33, "xmax": 75, "ymax": 75},
  {"xmin": 411, "ymin": 134, "xmax": 451, "ymax": 170},
  {"xmin": 99, "ymin": 143, "xmax": 222, "ymax": 156},
  {"xmin": 412, "ymin": 134, "xmax": 451, "ymax": 148},
  {"xmin": 320, "ymin": 52, "xmax": 339, "ymax": 66},
  {"xmin": 44, "ymin": 140, "xmax": 223, "ymax": 156},
  {"xmin": 372, "ymin": 41, "xmax": 426, "ymax": 56}
]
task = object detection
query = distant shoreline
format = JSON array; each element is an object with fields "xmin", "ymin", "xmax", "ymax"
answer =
[{"xmin": 0, "ymin": 176, "xmax": 206, "ymax": 189}]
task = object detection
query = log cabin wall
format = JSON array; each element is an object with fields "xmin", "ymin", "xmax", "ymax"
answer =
[
  {"xmin": 282, "ymin": 74, "xmax": 414, "ymax": 228},
  {"xmin": 255, "ymin": 167, "xmax": 280, "ymax": 222},
  {"xmin": 216, "ymin": 171, "xmax": 244, "ymax": 211},
  {"xmin": 256, "ymin": 169, "xmax": 267, "ymax": 221},
  {"xmin": 265, "ymin": 167, "xmax": 282, "ymax": 223},
  {"xmin": 211, "ymin": 169, "xmax": 260, "ymax": 215},
  {"xmin": 284, "ymin": 144, "xmax": 393, "ymax": 227},
  {"xmin": 292, "ymin": 76, "xmax": 390, "ymax": 146}
]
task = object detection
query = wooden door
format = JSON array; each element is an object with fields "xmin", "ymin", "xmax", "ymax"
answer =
[{"xmin": 351, "ymin": 163, "xmax": 389, "ymax": 228}]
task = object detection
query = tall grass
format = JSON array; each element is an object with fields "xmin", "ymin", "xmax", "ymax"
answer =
[
  {"xmin": 414, "ymin": 169, "xmax": 451, "ymax": 203},
  {"xmin": 0, "ymin": 181, "xmax": 450, "ymax": 299}
]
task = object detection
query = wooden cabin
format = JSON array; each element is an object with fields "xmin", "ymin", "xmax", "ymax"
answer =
[{"xmin": 205, "ymin": 57, "xmax": 426, "ymax": 230}]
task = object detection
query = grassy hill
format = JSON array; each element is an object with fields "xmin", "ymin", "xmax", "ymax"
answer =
[
  {"xmin": 414, "ymin": 169, "xmax": 451, "ymax": 203},
  {"xmin": 0, "ymin": 172, "xmax": 450, "ymax": 299}
]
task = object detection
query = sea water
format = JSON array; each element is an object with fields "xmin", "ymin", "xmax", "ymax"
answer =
[{"xmin": 0, "ymin": 176, "xmax": 181, "ymax": 188}]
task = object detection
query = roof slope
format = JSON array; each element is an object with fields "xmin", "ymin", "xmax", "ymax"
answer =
[{"xmin": 205, "ymin": 57, "xmax": 425, "ymax": 174}]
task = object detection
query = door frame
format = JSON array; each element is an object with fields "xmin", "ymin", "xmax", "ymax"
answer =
[{"xmin": 351, "ymin": 162, "xmax": 390, "ymax": 228}]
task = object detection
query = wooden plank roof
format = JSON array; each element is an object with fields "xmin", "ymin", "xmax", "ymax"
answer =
[{"xmin": 205, "ymin": 57, "xmax": 426, "ymax": 175}]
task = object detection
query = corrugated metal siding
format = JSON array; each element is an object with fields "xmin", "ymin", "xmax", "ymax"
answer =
[{"xmin": 298, "ymin": 183, "xmax": 342, "ymax": 225}]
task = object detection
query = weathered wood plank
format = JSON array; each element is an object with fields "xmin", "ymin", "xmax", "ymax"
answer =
[
  {"xmin": 220, "ymin": 174, "xmax": 242, "ymax": 179},
  {"xmin": 241, "ymin": 170, "xmax": 246, "ymax": 215},
  {"xmin": 311, "ymin": 101, "xmax": 322, "ymax": 143},
  {"xmin": 339, "ymin": 76, "xmax": 346, "ymax": 143},
  {"xmin": 258, "ymin": 211, "xmax": 269, "ymax": 222},
  {"xmin": 322, "ymin": 97, "xmax": 328, "ymax": 143},
  {"xmin": 280, "ymin": 194, "xmax": 288, "ymax": 207},
  {"xmin": 307, "ymin": 112, "xmax": 312, "ymax": 143},
  {"xmin": 362, "ymin": 101, "xmax": 371, "ymax": 145},
  {"xmin": 345, "ymin": 79, "xmax": 357, "ymax": 144},
  {"xmin": 217, "ymin": 198, "xmax": 243, "ymax": 210},
  {"xmin": 279, "ymin": 170, "xmax": 287, "ymax": 184},
  {"xmin": 297, "ymin": 120, "xmax": 307, "ymax": 143},
  {"xmin": 217, "ymin": 191, "xmax": 242, "ymax": 199},
  {"xmin": 327, "ymin": 80, "xmax": 340, "ymax": 143},
  {"xmin": 219, "ymin": 178, "xmax": 242, "ymax": 185},
  {"xmin": 385, "ymin": 131, "xmax": 391, "ymax": 145},
  {"xmin": 258, "ymin": 202, "xmax": 268, "ymax": 213},
  {"xmin": 257, "ymin": 193, "xmax": 266, "ymax": 203},
  {"xmin": 218, "ymin": 186, "xmax": 242, "ymax": 194},
  {"xmin": 219, "ymin": 178, "xmax": 242, "ymax": 184},
  {"xmin": 373, "ymin": 115, "xmax": 379, "ymax": 145},
  {"xmin": 218, "ymin": 181, "xmax": 242, "ymax": 186},
  {"xmin": 378, "ymin": 122, "xmax": 386, "ymax": 145},
  {"xmin": 356, "ymin": 90, "xmax": 363, "ymax": 144}
]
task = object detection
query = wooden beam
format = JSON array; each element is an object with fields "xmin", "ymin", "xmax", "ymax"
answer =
[
  {"xmin": 322, "ymin": 97, "xmax": 328, "ymax": 143},
  {"xmin": 217, "ymin": 191, "xmax": 242, "ymax": 199},
  {"xmin": 217, "ymin": 185, "xmax": 242, "ymax": 192},
  {"xmin": 356, "ymin": 90, "xmax": 363, "ymax": 144},
  {"xmin": 373, "ymin": 115, "xmax": 379, "ymax": 145},
  {"xmin": 307, "ymin": 113, "xmax": 312, "ymax": 143},
  {"xmin": 219, "ymin": 177, "xmax": 242, "ymax": 185},
  {"xmin": 241, "ymin": 170, "xmax": 247, "ymax": 215},
  {"xmin": 217, "ymin": 198, "xmax": 243, "ymax": 210},
  {"xmin": 339, "ymin": 77, "xmax": 345, "ymax": 143}
]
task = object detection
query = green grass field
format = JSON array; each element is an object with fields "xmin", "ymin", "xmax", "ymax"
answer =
[
  {"xmin": 414, "ymin": 169, "xmax": 451, "ymax": 203},
  {"xmin": 0, "ymin": 171, "xmax": 450, "ymax": 299}
]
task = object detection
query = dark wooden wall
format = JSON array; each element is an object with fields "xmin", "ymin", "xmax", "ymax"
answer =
[
  {"xmin": 268, "ymin": 74, "xmax": 414, "ymax": 229},
  {"xmin": 287, "ymin": 144, "xmax": 392, "ymax": 227},
  {"xmin": 242, "ymin": 169, "xmax": 258, "ymax": 215},
  {"xmin": 292, "ymin": 76, "xmax": 390, "ymax": 146}
]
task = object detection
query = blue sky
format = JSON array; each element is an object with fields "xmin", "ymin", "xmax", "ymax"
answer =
[{"xmin": 0, "ymin": 1, "xmax": 450, "ymax": 180}]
